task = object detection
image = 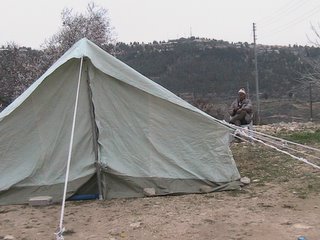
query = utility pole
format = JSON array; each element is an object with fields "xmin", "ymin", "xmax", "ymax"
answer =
[{"xmin": 253, "ymin": 23, "xmax": 260, "ymax": 124}]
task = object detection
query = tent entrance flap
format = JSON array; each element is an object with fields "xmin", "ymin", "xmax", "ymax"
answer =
[{"xmin": 86, "ymin": 61, "xmax": 103, "ymax": 200}]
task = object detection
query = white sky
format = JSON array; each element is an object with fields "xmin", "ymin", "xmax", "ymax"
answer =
[{"xmin": 1, "ymin": 0, "xmax": 320, "ymax": 49}]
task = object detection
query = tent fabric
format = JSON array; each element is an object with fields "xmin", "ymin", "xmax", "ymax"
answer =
[{"xmin": 0, "ymin": 38, "xmax": 240, "ymax": 205}]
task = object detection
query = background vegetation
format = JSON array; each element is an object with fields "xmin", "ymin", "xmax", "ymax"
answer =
[{"xmin": 1, "ymin": 3, "xmax": 320, "ymax": 124}]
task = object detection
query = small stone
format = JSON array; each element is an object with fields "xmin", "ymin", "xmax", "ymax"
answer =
[
  {"xmin": 143, "ymin": 188, "xmax": 156, "ymax": 196},
  {"xmin": 240, "ymin": 177, "xmax": 251, "ymax": 185},
  {"xmin": 120, "ymin": 232, "xmax": 127, "ymax": 238},
  {"xmin": 280, "ymin": 221, "xmax": 292, "ymax": 225}
]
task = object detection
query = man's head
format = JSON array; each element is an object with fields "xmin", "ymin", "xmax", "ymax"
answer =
[{"xmin": 238, "ymin": 88, "xmax": 246, "ymax": 101}]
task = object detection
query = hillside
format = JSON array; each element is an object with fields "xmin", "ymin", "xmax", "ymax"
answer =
[
  {"xmin": 1, "ymin": 37, "xmax": 320, "ymax": 123},
  {"xmin": 112, "ymin": 38, "xmax": 320, "ymax": 123},
  {"xmin": 113, "ymin": 37, "xmax": 320, "ymax": 100}
]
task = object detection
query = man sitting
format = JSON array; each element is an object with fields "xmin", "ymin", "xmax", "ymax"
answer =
[{"xmin": 228, "ymin": 88, "xmax": 253, "ymax": 126}]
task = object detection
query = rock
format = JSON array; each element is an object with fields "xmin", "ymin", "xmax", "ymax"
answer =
[
  {"xmin": 293, "ymin": 223, "xmax": 312, "ymax": 229},
  {"xmin": 130, "ymin": 222, "xmax": 142, "ymax": 229},
  {"xmin": 4, "ymin": 235, "xmax": 15, "ymax": 240},
  {"xmin": 199, "ymin": 185, "xmax": 213, "ymax": 193},
  {"xmin": 29, "ymin": 196, "xmax": 53, "ymax": 206},
  {"xmin": 143, "ymin": 188, "xmax": 156, "ymax": 196},
  {"xmin": 240, "ymin": 176, "xmax": 251, "ymax": 185}
]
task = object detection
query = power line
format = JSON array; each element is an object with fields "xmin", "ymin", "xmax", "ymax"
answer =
[
  {"xmin": 257, "ymin": 0, "xmax": 307, "ymax": 25},
  {"xmin": 254, "ymin": 0, "xmax": 320, "ymax": 44},
  {"xmin": 263, "ymin": 3, "xmax": 320, "ymax": 32},
  {"xmin": 260, "ymin": 4, "xmax": 320, "ymax": 42}
]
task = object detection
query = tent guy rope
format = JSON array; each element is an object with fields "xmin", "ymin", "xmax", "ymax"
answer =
[
  {"xmin": 55, "ymin": 56, "xmax": 84, "ymax": 240},
  {"xmin": 231, "ymin": 124, "xmax": 320, "ymax": 162},
  {"xmin": 219, "ymin": 119, "xmax": 320, "ymax": 170}
]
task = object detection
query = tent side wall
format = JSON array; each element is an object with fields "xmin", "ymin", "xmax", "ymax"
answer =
[
  {"xmin": 0, "ymin": 59, "xmax": 96, "ymax": 205},
  {"xmin": 88, "ymin": 64, "xmax": 240, "ymax": 199}
]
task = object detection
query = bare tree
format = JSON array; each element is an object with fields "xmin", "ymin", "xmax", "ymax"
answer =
[
  {"xmin": 307, "ymin": 23, "xmax": 320, "ymax": 47},
  {"xmin": 0, "ymin": 2, "xmax": 116, "ymax": 105},
  {"xmin": 300, "ymin": 59, "xmax": 320, "ymax": 85},
  {"xmin": 0, "ymin": 43, "xmax": 46, "ymax": 103},
  {"xmin": 298, "ymin": 24, "xmax": 320, "ymax": 91},
  {"xmin": 42, "ymin": 2, "xmax": 115, "ymax": 64}
]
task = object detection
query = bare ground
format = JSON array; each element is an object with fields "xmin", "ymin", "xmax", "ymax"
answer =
[{"xmin": 1, "ymin": 123, "xmax": 320, "ymax": 240}]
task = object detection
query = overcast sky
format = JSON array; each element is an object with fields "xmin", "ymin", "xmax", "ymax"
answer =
[{"xmin": 1, "ymin": 0, "xmax": 320, "ymax": 49}]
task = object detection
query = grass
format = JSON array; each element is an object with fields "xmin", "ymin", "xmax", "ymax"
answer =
[
  {"xmin": 233, "ymin": 144, "xmax": 298, "ymax": 183},
  {"xmin": 279, "ymin": 129, "xmax": 320, "ymax": 144},
  {"xmin": 231, "ymin": 128, "xmax": 320, "ymax": 199}
]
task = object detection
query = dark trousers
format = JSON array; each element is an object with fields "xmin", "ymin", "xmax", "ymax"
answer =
[{"xmin": 229, "ymin": 111, "xmax": 248, "ymax": 126}]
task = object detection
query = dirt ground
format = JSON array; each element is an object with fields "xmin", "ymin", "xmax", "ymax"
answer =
[{"xmin": 1, "ymin": 123, "xmax": 320, "ymax": 240}]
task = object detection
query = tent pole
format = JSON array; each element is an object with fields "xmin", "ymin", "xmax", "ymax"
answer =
[
  {"xmin": 86, "ymin": 64, "xmax": 103, "ymax": 200},
  {"xmin": 56, "ymin": 56, "xmax": 84, "ymax": 240}
]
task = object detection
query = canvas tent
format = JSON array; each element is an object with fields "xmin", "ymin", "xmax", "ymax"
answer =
[{"xmin": 0, "ymin": 38, "xmax": 240, "ymax": 205}]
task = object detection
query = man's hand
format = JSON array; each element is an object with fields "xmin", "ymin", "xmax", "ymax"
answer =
[{"xmin": 236, "ymin": 108, "xmax": 243, "ymax": 114}]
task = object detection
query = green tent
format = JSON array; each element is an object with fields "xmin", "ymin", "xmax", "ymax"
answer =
[{"xmin": 0, "ymin": 38, "xmax": 240, "ymax": 205}]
